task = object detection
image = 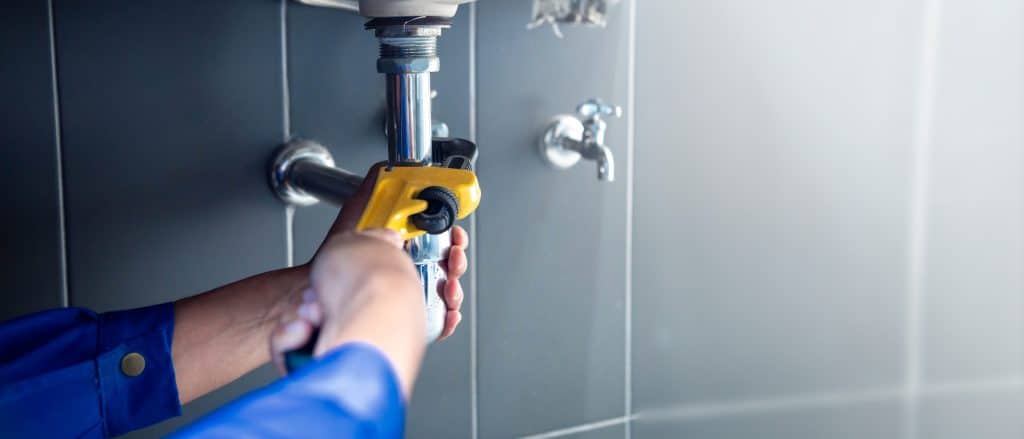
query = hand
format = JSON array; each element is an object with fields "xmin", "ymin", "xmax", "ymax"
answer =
[
  {"xmin": 271, "ymin": 228, "xmax": 426, "ymax": 397},
  {"xmin": 319, "ymin": 163, "xmax": 468, "ymax": 339},
  {"xmin": 270, "ymin": 163, "xmax": 469, "ymax": 373}
]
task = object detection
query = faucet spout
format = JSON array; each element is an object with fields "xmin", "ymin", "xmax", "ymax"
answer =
[
  {"xmin": 581, "ymin": 143, "xmax": 614, "ymax": 182},
  {"xmin": 595, "ymin": 145, "xmax": 614, "ymax": 182}
]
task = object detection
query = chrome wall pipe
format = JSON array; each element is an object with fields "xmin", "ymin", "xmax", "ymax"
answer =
[{"xmin": 270, "ymin": 139, "xmax": 363, "ymax": 208}]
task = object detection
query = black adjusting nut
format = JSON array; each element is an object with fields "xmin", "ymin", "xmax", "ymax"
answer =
[{"xmin": 411, "ymin": 186, "xmax": 460, "ymax": 234}]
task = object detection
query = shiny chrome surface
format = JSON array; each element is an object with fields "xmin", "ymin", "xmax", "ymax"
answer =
[
  {"xmin": 369, "ymin": 20, "xmax": 453, "ymax": 341},
  {"xmin": 540, "ymin": 114, "xmax": 585, "ymax": 170},
  {"xmin": 539, "ymin": 98, "xmax": 621, "ymax": 182},
  {"xmin": 385, "ymin": 72, "xmax": 434, "ymax": 165},
  {"xmin": 271, "ymin": 139, "xmax": 359, "ymax": 207},
  {"xmin": 358, "ymin": 0, "xmax": 469, "ymax": 18},
  {"xmin": 289, "ymin": 159, "xmax": 364, "ymax": 206}
]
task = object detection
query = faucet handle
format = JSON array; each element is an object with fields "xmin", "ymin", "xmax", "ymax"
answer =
[{"xmin": 576, "ymin": 98, "xmax": 622, "ymax": 121}]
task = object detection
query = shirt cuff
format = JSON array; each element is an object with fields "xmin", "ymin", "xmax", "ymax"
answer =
[{"xmin": 96, "ymin": 303, "xmax": 181, "ymax": 436}]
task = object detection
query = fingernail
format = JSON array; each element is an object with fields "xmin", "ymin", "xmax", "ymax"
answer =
[
  {"xmin": 298, "ymin": 301, "xmax": 321, "ymax": 323},
  {"xmin": 284, "ymin": 320, "xmax": 306, "ymax": 341}
]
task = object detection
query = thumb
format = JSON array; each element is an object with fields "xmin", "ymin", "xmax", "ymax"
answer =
[{"xmin": 358, "ymin": 228, "xmax": 405, "ymax": 249}]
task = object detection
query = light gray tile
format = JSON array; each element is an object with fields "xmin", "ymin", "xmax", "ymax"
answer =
[
  {"xmin": 632, "ymin": 0, "xmax": 921, "ymax": 409},
  {"xmin": 53, "ymin": 0, "xmax": 287, "ymax": 435},
  {"xmin": 918, "ymin": 390, "xmax": 1024, "ymax": 439},
  {"xmin": 922, "ymin": 0, "xmax": 1024, "ymax": 384},
  {"xmin": 0, "ymin": 1, "xmax": 64, "ymax": 320},
  {"xmin": 632, "ymin": 400, "xmax": 901, "ymax": 439},
  {"xmin": 476, "ymin": 1, "xmax": 630, "ymax": 437},
  {"xmin": 287, "ymin": 5, "xmax": 475, "ymax": 438}
]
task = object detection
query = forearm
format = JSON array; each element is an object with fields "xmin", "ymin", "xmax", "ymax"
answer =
[{"xmin": 172, "ymin": 265, "xmax": 309, "ymax": 404}]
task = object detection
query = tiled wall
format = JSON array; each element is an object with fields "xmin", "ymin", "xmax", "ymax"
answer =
[{"xmin": 2, "ymin": 0, "xmax": 1022, "ymax": 438}]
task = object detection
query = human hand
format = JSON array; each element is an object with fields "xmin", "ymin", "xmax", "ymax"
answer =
[
  {"xmin": 270, "ymin": 228, "xmax": 425, "ymax": 389},
  {"xmin": 270, "ymin": 163, "xmax": 470, "ymax": 376},
  {"xmin": 317, "ymin": 163, "xmax": 468, "ymax": 340}
]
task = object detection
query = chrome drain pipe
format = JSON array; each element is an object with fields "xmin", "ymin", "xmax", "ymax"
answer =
[{"xmin": 269, "ymin": 17, "xmax": 455, "ymax": 342}]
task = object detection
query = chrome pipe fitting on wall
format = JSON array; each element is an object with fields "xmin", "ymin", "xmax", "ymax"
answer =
[
  {"xmin": 539, "ymin": 98, "xmax": 621, "ymax": 182},
  {"xmin": 270, "ymin": 139, "xmax": 363, "ymax": 207}
]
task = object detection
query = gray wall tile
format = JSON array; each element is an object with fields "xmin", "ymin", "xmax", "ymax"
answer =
[
  {"xmin": 918, "ymin": 390, "xmax": 1024, "ymax": 439},
  {"xmin": 475, "ymin": 1, "xmax": 630, "ymax": 437},
  {"xmin": 632, "ymin": 401, "xmax": 901, "ymax": 438},
  {"xmin": 287, "ymin": 5, "xmax": 475, "ymax": 437},
  {"xmin": 922, "ymin": 0, "xmax": 1024, "ymax": 384},
  {"xmin": 0, "ymin": 0, "xmax": 64, "ymax": 320},
  {"xmin": 561, "ymin": 423, "xmax": 626, "ymax": 439},
  {"xmin": 52, "ymin": 0, "xmax": 288, "ymax": 435},
  {"xmin": 632, "ymin": 0, "xmax": 921, "ymax": 409}
]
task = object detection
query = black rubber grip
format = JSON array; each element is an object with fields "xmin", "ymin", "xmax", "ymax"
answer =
[{"xmin": 411, "ymin": 186, "xmax": 459, "ymax": 234}]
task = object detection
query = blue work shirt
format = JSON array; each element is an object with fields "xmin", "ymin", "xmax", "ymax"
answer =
[{"xmin": 0, "ymin": 304, "xmax": 405, "ymax": 438}]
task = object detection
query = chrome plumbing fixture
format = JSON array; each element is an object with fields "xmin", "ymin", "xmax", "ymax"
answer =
[
  {"xmin": 539, "ymin": 98, "xmax": 620, "ymax": 182},
  {"xmin": 271, "ymin": 13, "xmax": 471, "ymax": 344},
  {"xmin": 382, "ymin": 89, "xmax": 450, "ymax": 139},
  {"xmin": 368, "ymin": 16, "xmax": 451, "ymax": 341},
  {"xmin": 270, "ymin": 139, "xmax": 363, "ymax": 207}
]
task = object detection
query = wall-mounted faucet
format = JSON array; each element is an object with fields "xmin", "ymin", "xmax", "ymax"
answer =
[{"xmin": 539, "ymin": 98, "xmax": 620, "ymax": 182}]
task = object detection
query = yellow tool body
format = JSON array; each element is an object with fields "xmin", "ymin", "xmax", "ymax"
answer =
[{"xmin": 356, "ymin": 166, "xmax": 481, "ymax": 240}]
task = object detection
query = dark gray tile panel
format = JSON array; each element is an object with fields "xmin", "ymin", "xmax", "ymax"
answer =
[
  {"xmin": 53, "ymin": 0, "xmax": 288, "ymax": 434},
  {"xmin": 0, "ymin": 1, "xmax": 64, "ymax": 320},
  {"xmin": 632, "ymin": 0, "xmax": 920, "ymax": 409},
  {"xmin": 476, "ymin": 0, "xmax": 630, "ymax": 436},
  {"xmin": 287, "ymin": 5, "xmax": 474, "ymax": 438}
]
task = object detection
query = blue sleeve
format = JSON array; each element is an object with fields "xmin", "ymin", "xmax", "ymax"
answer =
[
  {"xmin": 0, "ymin": 304, "xmax": 181, "ymax": 438},
  {"xmin": 171, "ymin": 342, "xmax": 406, "ymax": 439}
]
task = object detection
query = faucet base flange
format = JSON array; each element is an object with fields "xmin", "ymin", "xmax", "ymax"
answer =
[
  {"xmin": 539, "ymin": 114, "xmax": 585, "ymax": 170},
  {"xmin": 270, "ymin": 139, "xmax": 337, "ymax": 207}
]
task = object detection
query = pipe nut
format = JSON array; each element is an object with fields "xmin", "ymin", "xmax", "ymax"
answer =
[{"xmin": 377, "ymin": 57, "xmax": 440, "ymax": 74}]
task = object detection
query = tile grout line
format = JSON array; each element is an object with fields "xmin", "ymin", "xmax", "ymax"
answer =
[
  {"xmin": 468, "ymin": 3, "xmax": 479, "ymax": 439},
  {"xmin": 280, "ymin": 0, "xmax": 295, "ymax": 267},
  {"xmin": 518, "ymin": 416, "xmax": 631, "ymax": 439},
  {"xmin": 623, "ymin": 0, "xmax": 637, "ymax": 438},
  {"xmin": 280, "ymin": 0, "xmax": 291, "ymax": 139},
  {"xmin": 48, "ymin": 0, "xmax": 70, "ymax": 307},
  {"xmin": 903, "ymin": 1, "xmax": 943, "ymax": 438},
  {"xmin": 285, "ymin": 206, "xmax": 296, "ymax": 267},
  {"xmin": 523, "ymin": 376, "xmax": 1024, "ymax": 438}
]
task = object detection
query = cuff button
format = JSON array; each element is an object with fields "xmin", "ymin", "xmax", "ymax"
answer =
[{"xmin": 120, "ymin": 352, "xmax": 146, "ymax": 377}]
